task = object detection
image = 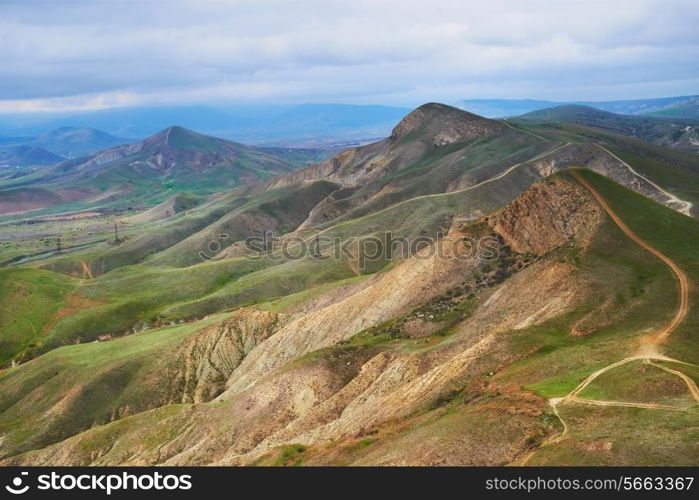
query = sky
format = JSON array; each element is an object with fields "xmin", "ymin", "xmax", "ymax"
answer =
[{"xmin": 0, "ymin": 0, "xmax": 697, "ymax": 112}]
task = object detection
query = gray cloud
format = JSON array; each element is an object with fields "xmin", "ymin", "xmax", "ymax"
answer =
[{"xmin": 0, "ymin": 0, "xmax": 697, "ymax": 111}]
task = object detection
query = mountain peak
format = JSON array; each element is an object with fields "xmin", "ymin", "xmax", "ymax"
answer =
[
  {"xmin": 1, "ymin": 145, "xmax": 64, "ymax": 166},
  {"xmin": 155, "ymin": 125, "xmax": 199, "ymax": 138},
  {"xmin": 142, "ymin": 125, "xmax": 214, "ymax": 150},
  {"xmin": 391, "ymin": 102, "xmax": 506, "ymax": 145},
  {"xmin": 161, "ymin": 125, "xmax": 192, "ymax": 134}
]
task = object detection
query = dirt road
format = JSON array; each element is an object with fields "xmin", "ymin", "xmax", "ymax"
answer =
[
  {"xmin": 80, "ymin": 260, "xmax": 94, "ymax": 280},
  {"xmin": 572, "ymin": 170, "xmax": 689, "ymax": 348},
  {"xmin": 518, "ymin": 170, "xmax": 695, "ymax": 464}
]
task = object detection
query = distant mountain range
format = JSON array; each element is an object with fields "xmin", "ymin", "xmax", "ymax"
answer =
[
  {"xmin": 0, "ymin": 126, "xmax": 326, "ymax": 215},
  {"xmin": 0, "ymin": 145, "xmax": 65, "ymax": 167},
  {"xmin": 0, "ymin": 104, "xmax": 412, "ymax": 146},
  {"xmin": 454, "ymin": 95, "xmax": 699, "ymax": 119},
  {"xmin": 0, "ymin": 127, "xmax": 132, "ymax": 165},
  {"xmin": 0, "ymin": 97, "xmax": 696, "ymax": 153}
]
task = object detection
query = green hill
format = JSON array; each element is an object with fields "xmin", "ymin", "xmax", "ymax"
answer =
[
  {"xmin": 0, "ymin": 126, "xmax": 322, "ymax": 216},
  {"xmin": 1, "ymin": 103, "xmax": 699, "ymax": 466},
  {"xmin": 1, "ymin": 170, "xmax": 697, "ymax": 465},
  {"xmin": 516, "ymin": 104, "xmax": 699, "ymax": 154}
]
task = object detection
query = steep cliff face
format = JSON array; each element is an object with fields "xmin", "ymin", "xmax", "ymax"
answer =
[
  {"xmin": 165, "ymin": 308, "xmax": 291, "ymax": 403},
  {"xmin": 488, "ymin": 176, "xmax": 603, "ymax": 255}
]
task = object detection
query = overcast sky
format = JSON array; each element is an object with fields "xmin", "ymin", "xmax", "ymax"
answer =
[{"xmin": 1, "ymin": 0, "xmax": 697, "ymax": 112}]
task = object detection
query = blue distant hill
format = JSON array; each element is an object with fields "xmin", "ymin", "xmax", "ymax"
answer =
[
  {"xmin": 454, "ymin": 95, "xmax": 699, "ymax": 119},
  {"xmin": 0, "ymin": 104, "xmax": 411, "ymax": 146}
]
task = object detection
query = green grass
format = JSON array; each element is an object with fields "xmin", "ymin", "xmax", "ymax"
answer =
[
  {"xmin": 578, "ymin": 360, "xmax": 697, "ymax": 407},
  {"xmin": 272, "ymin": 444, "xmax": 307, "ymax": 466},
  {"xmin": 34, "ymin": 256, "xmax": 269, "ymax": 353},
  {"xmin": 0, "ymin": 314, "xmax": 226, "ymax": 459},
  {"xmin": 530, "ymin": 404, "xmax": 699, "ymax": 465},
  {"xmin": 508, "ymin": 119, "xmax": 699, "ymax": 216},
  {"xmin": 0, "ymin": 267, "xmax": 76, "ymax": 365},
  {"xmin": 576, "ymin": 169, "xmax": 699, "ymax": 362},
  {"xmin": 506, "ymin": 241, "xmax": 674, "ymax": 398},
  {"xmin": 614, "ymin": 151, "xmax": 699, "ymax": 210},
  {"xmin": 258, "ymin": 274, "xmax": 369, "ymax": 312}
]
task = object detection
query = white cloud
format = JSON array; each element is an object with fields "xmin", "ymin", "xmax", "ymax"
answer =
[{"xmin": 0, "ymin": 0, "xmax": 697, "ymax": 111}]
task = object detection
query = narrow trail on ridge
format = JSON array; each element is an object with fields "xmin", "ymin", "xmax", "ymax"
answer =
[{"xmin": 517, "ymin": 169, "xmax": 695, "ymax": 465}]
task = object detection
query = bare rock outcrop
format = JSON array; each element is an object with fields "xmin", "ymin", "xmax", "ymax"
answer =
[
  {"xmin": 166, "ymin": 308, "xmax": 291, "ymax": 403},
  {"xmin": 391, "ymin": 102, "xmax": 507, "ymax": 145},
  {"xmin": 489, "ymin": 175, "xmax": 603, "ymax": 255}
]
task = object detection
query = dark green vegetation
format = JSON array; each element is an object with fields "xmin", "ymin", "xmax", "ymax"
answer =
[
  {"xmin": 517, "ymin": 104, "xmax": 699, "ymax": 154},
  {"xmin": 508, "ymin": 114, "xmax": 699, "ymax": 212}
]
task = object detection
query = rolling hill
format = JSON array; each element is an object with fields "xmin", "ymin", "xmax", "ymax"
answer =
[
  {"xmin": 515, "ymin": 105, "xmax": 699, "ymax": 154},
  {"xmin": 455, "ymin": 95, "xmax": 699, "ymax": 119},
  {"xmin": 0, "ymin": 102, "xmax": 698, "ymax": 466},
  {"xmin": 30, "ymin": 127, "xmax": 133, "ymax": 157},
  {"xmin": 0, "ymin": 127, "xmax": 131, "ymax": 161},
  {"xmin": 0, "ymin": 145, "xmax": 64, "ymax": 167},
  {"xmin": 1, "ymin": 102, "xmax": 696, "ymax": 351},
  {"xmin": 1, "ymin": 169, "xmax": 697, "ymax": 466},
  {"xmin": 0, "ymin": 126, "xmax": 326, "ymax": 216}
]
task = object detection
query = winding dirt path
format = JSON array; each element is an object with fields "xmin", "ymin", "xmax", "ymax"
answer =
[
  {"xmin": 649, "ymin": 360, "xmax": 699, "ymax": 403},
  {"xmin": 570, "ymin": 397, "xmax": 695, "ymax": 412},
  {"xmin": 572, "ymin": 171, "xmax": 689, "ymax": 348},
  {"xmin": 80, "ymin": 260, "xmax": 94, "ymax": 280},
  {"xmin": 594, "ymin": 143, "xmax": 693, "ymax": 216},
  {"xmin": 286, "ymin": 142, "xmax": 572, "ymax": 251},
  {"xmin": 518, "ymin": 170, "xmax": 694, "ymax": 465}
]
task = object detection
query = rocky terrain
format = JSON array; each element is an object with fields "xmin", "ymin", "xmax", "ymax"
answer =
[
  {"xmin": 1, "ymin": 103, "xmax": 698, "ymax": 466},
  {"xmin": 6, "ymin": 170, "xmax": 695, "ymax": 466}
]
